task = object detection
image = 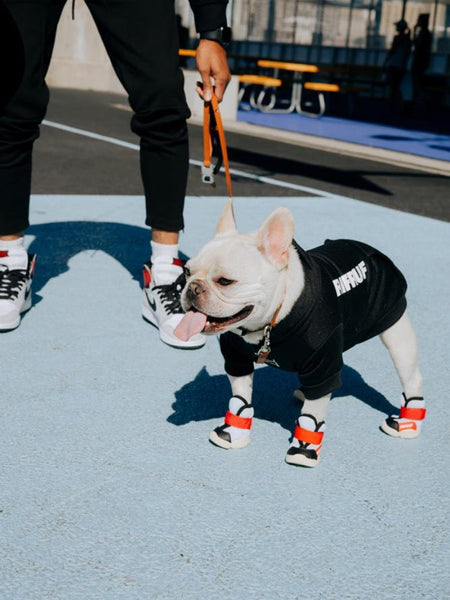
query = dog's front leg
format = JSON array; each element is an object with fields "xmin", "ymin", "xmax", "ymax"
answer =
[
  {"xmin": 209, "ymin": 373, "xmax": 254, "ymax": 449},
  {"xmin": 285, "ymin": 392, "xmax": 331, "ymax": 467}
]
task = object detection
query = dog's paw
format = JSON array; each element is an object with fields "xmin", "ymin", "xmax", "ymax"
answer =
[
  {"xmin": 285, "ymin": 414, "xmax": 325, "ymax": 467},
  {"xmin": 380, "ymin": 396, "xmax": 425, "ymax": 439},
  {"xmin": 209, "ymin": 396, "xmax": 253, "ymax": 450},
  {"xmin": 380, "ymin": 417, "xmax": 421, "ymax": 438}
]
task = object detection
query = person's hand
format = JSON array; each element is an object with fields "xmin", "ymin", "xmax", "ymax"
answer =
[{"xmin": 195, "ymin": 39, "xmax": 231, "ymax": 102}]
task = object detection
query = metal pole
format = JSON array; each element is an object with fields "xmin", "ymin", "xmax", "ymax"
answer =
[
  {"xmin": 314, "ymin": 0, "xmax": 324, "ymax": 46},
  {"xmin": 345, "ymin": 0, "xmax": 355, "ymax": 62},
  {"xmin": 266, "ymin": 0, "xmax": 275, "ymax": 43},
  {"xmin": 432, "ymin": 0, "xmax": 439, "ymax": 35},
  {"xmin": 401, "ymin": 0, "xmax": 407, "ymax": 20},
  {"xmin": 292, "ymin": 0, "xmax": 299, "ymax": 45}
]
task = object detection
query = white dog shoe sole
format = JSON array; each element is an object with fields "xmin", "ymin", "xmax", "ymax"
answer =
[
  {"xmin": 209, "ymin": 430, "xmax": 250, "ymax": 449},
  {"xmin": 285, "ymin": 450, "xmax": 319, "ymax": 468},
  {"xmin": 380, "ymin": 419, "xmax": 421, "ymax": 439}
]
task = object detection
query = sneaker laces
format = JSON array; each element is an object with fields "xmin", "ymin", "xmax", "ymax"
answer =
[
  {"xmin": 0, "ymin": 265, "xmax": 27, "ymax": 300},
  {"xmin": 153, "ymin": 272, "xmax": 185, "ymax": 315}
]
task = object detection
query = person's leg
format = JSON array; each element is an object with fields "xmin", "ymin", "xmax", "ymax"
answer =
[
  {"xmin": 0, "ymin": 0, "xmax": 66, "ymax": 330},
  {"xmin": 86, "ymin": 0, "xmax": 190, "ymax": 244},
  {"xmin": 0, "ymin": 0, "xmax": 66, "ymax": 238},
  {"xmin": 86, "ymin": 0, "xmax": 204, "ymax": 348}
]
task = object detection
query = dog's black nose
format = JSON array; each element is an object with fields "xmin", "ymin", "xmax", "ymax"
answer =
[{"xmin": 187, "ymin": 280, "xmax": 206, "ymax": 300}]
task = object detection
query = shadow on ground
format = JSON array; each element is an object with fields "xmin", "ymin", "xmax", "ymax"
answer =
[
  {"xmin": 170, "ymin": 362, "xmax": 397, "ymax": 435},
  {"xmin": 228, "ymin": 146, "xmax": 393, "ymax": 196},
  {"xmin": 27, "ymin": 220, "xmax": 398, "ymax": 432},
  {"xmin": 27, "ymin": 221, "xmax": 190, "ymax": 303}
]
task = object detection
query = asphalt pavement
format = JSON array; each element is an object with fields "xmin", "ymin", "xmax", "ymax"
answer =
[{"xmin": 35, "ymin": 88, "xmax": 449, "ymax": 222}]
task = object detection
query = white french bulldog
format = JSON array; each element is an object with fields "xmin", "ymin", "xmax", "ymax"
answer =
[{"xmin": 175, "ymin": 200, "xmax": 426, "ymax": 467}]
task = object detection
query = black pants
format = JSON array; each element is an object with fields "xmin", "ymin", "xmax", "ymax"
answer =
[{"xmin": 0, "ymin": 0, "xmax": 191, "ymax": 235}]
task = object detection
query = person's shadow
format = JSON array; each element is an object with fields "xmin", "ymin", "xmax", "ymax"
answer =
[
  {"xmin": 27, "ymin": 221, "xmax": 190, "ymax": 304},
  {"xmin": 169, "ymin": 361, "xmax": 398, "ymax": 436}
]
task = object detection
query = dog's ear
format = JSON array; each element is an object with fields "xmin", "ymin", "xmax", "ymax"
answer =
[
  {"xmin": 215, "ymin": 199, "xmax": 237, "ymax": 236},
  {"xmin": 257, "ymin": 207, "xmax": 294, "ymax": 269}
]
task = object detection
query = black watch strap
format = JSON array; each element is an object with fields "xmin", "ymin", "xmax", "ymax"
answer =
[{"xmin": 199, "ymin": 26, "xmax": 232, "ymax": 47}]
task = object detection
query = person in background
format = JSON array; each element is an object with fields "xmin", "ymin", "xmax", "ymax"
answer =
[
  {"xmin": 0, "ymin": 0, "xmax": 231, "ymax": 348},
  {"xmin": 383, "ymin": 19, "xmax": 411, "ymax": 114},
  {"xmin": 411, "ymin": 13, "xmax": 432, "ymax": 104}
]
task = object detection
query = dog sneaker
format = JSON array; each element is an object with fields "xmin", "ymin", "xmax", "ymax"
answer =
[
  {"xmin": 0, "ymin": 253, "xmax": 36, "ymax": 331},
  {"xmin": 285, "ymin": 414, "xmax": 325, "ymax": 467},
  {"xmin": 142, "ymin": 256, "xmax": 205, "ymax": 349},
  {"xmin": 381, "ymin": 394, "xmax": 426, "ymax": 439},
  {"xmin": 209, "ymin": 395, "xmax": 254, "ymax": 449}
]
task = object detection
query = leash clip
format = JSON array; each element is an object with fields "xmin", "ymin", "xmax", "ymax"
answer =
[
  {"xmin": 202, "ymin": 94, "xmax": 232, "ymax": 197},
  {"xmin": 201, "ymin": 164, "xmax": 215, "ymax": 186},
  {"xmin": 256, "ymin": 324, "xmax": 272, "ymax": 364}
]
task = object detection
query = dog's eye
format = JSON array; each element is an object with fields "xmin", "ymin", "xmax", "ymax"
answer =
[{"xmin": 217, "ymin": 277, "xmax": 234, "ymax": 286}]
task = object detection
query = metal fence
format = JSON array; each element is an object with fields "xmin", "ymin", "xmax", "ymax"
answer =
[{"xmin": 176, "ymin": 0, "xmax": 450, "ymax": 55}]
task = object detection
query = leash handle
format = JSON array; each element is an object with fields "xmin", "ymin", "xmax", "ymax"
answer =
[{"xmin": 203, "ymin": 93, "xmax": 233, "ymax": 199}]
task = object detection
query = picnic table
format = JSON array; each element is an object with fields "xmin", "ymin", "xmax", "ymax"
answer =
[{"xmin": 256, "ymin": 59, "xmax": 340, "ymax": 117}]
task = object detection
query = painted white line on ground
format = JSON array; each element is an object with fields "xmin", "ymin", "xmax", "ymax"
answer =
[
  {"xmin": 43, "ymin": 119, "xmax": 140, "ymax": 151},
  {"xmin": 188, "ymin": 159, "xmax": 337, "ymax": 197},
  {"xmin": 43, "ymin": 119, "xmax": 334, "ymax": 198}
]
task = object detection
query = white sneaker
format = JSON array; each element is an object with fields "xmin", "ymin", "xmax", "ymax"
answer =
[
  {"xmin": 142, "ymin": 256, "xmax": 205, "ymax": 349},
  {"xmin": 0, "ymin": 253, "xmax": 36, "ymax": 331},
  {"xmin": 380, "ymin": 394, "xmax": 426, "ymax": 439},
  {"xmin": 209, "ymin": 395, "xmax": 254, "ymax": 449},
  {"xmin": 285, "ymin": 414, "xmax": 325, "ymax": 467}
]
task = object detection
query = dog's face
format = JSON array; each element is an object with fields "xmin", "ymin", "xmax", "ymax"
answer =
[{"xmin": 174, "ymin": 201, "xmax": 296, "ymax": 341}]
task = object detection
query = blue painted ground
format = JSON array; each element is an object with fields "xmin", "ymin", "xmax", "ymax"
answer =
[
  {"xmin": 1, "ymin": 193, "xmax": 449, "ymax": 599},
  {"xmin": 238, "ymin": 108, "xmax": 450, "ymax": 162}
]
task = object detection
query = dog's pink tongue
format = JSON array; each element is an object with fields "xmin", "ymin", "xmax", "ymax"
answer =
[{"xmin": 174, "ymin": 310, "xmax": 207, "ymax": 341}]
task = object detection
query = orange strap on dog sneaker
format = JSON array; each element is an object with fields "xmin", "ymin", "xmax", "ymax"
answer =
[
  {"xmin": 224, "ymin": 411, "xmax": 252, "ymax": 430},
  {"xmin": 203, "ymin": 93, "xmax": 233, "ymax": 199},
  {"xmin": 399, "ymin": 406, "xmax": 427, "ymax": 420},
  {"xmin": 294, "ymin": 426, "xmax": 324, "ymax": 445}
]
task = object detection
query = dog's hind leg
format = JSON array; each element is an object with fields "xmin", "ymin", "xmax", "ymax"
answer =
[
  {"xmin": 285, "ymin": 392, "xmax": 331, "ymax": 467},
  {"xmin": 379, "ymin": 311, "xmax": 426, "ymax": 438},
  {"xmin": 209, "ymin": 374, "xmax": 254, "ymax": 450}
]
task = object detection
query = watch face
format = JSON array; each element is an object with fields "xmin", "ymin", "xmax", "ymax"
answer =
[
  {"xmin": 221, "ymin": 27, "xmax": 232, "ymax": 44},
  {"xmin": 199, "ymin": 26, "xmax": 232, "ymax": 46}
]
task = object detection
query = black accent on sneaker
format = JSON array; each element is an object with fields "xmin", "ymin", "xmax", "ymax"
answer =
[
  {"xmin": 146, "ymin": 292, "xmax": 157, "ymax": 311},
  {"xmin": 402, "ymin": 393, "xmax": 425, "ymax": 404},
  {"xmin": 384, "ymin": 416, "xmax": 400, "ymax": 431},
  {"xmin": 232, "ymin": 395, "xmax": 253, "ymax": 415},
  {"xmin": 153, "ymin": 272, "xmax": 185, "ymax": 315},
  {"xmin": 213, "ymin": 425, "xmax": 231, "ymax": 443},
  {"xmin": 0, "ymin": 267, "xmax": 28, "ymax": 300},
  {"xmin": 286, "ymin": 446, "xmax": 318, "ymax": 460}
]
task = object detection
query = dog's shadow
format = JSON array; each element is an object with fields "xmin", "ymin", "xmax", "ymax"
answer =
[
  {"xmin": 26, "ymin": 221, "xmax": 398, "ymax": 428},
  {"xmin": 169, "ymin": 361, "xmax": 398, "ymax": 432}
]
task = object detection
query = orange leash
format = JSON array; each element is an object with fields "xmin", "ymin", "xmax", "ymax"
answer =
[{"xmin": 202, "ymin": 93, "xmax": 233, "ymax": 199}]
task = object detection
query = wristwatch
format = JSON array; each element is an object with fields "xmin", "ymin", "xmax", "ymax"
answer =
[{"xmin": 199, "ymin": 26, "xmax": 232, "ymax": 48}]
